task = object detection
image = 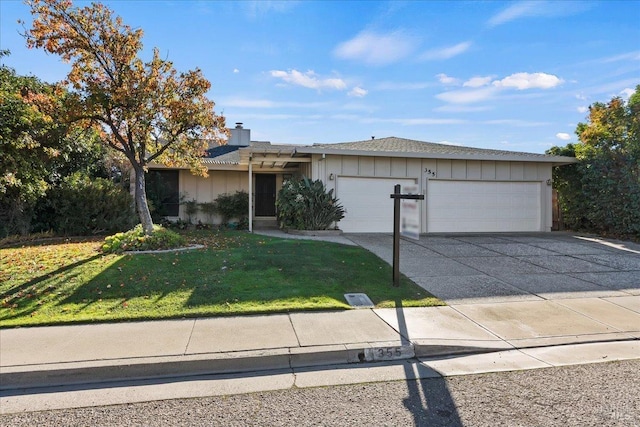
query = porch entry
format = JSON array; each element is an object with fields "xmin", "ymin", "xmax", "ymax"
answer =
[{"xmin": 254, "ymin": 174, "xmax": 276, "ymax": 216}]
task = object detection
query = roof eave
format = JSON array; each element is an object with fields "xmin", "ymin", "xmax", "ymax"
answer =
[{"xmin": 295, "ymin": 147, "xmax": 577, "ymax": 164}]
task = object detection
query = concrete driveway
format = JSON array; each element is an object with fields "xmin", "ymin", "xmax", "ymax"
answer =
[{"xmin": 347, "ymin": 233, "xmax": 640, "ymax": 304}]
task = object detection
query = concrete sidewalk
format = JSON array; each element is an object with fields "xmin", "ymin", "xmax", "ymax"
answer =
[
  {"xmin": 1, "ymin": 231, "xmax": 639, "ymax": 414},
  {"xmin": 2, "ymin": 297, "xmax": 639, "ymax": 392}
]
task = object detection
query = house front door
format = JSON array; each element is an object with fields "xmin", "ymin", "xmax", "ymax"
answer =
[{"xmin": 255, "ymin": 174, "xmax": 276, "ymax": 216}]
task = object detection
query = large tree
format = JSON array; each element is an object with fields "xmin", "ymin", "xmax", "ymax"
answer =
[
  {"xmin": 548, "ymin": 85, "xmax": 640, "ymax": 237},
  {"xmin": 23, "ymin": 0, "xmax": 227, "ymax": 234},
  {"xmin": 1, "ymin": 50, "xmax": 106, "ymax": 235}
]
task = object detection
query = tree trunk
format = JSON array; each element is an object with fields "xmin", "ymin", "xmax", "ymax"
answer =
[{"xmin": 133, "ymin": 165, "xmax": 154, "ymax": 235}]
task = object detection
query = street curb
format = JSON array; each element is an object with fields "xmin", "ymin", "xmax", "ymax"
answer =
[
  {"xmin": 0, "ymin": 351, "xmax": 285, "ymax": 391},
  {"xmin": 5, "ymin": 338, "xmax": 637, "ymax": 392},
  {"xmin": 0, "ymin": 344, "xmax": 412, "ymax": 391},
  {"xmin": 413, "ymin": 339, "xmax": 514, "ymax": 358}
]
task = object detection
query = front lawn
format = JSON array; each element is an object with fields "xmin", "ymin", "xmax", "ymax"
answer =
[{"xmin": 0, "ymin": 231, "xmax": 443, "ymax": 327}]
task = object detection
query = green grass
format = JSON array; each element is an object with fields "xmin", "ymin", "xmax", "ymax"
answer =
[{"xmin": 0, "ymin": 230, "xmax": 443, "ymax": 327}]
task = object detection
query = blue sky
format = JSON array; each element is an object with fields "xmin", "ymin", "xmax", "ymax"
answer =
[{"xmin": 1, "ymin": 1, "xmax": 639, "ymax": 153}]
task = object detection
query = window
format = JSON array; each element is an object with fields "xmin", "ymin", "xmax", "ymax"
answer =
[{"xmin": 146, "ymin": 170, "xmax": 180, "ymax": 217}]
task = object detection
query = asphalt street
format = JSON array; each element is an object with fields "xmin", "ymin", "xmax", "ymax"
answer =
[{"xmin": 2, "ymin": 360, "xmax": 638, "ymax": 427}]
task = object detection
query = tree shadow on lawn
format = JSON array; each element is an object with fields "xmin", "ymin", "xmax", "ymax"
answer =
[
  {"xmin": 0, "ymin": 254, "xmax": 103, "ymax": 301},
  {"xmin": 54, "ymin": 247, "xmax": 361, "ymax": 318},
  {"xmin": 0, "ymin": 239, "xmax": 106, "ymax": 324},
  {"xmin": 2, "ymin": 237, "xmax": 438, "ymax": 326},
  {"xmin": 35, "ymin": 251, "xmax": 348, "ymax": 321}
]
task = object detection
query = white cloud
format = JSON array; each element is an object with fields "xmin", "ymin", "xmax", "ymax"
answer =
[
  {"xmin": 487, "ymin": 1, "xmax": 539, "ymax": 27},
  {"xmin": 463, "ymin": 76, "xmax": 494, "ymax": 88},
  {"xmin": 492, "ymin": 72, "xmax": 563, "ymax": 90},
  {"xmin": 233, "ymin": 68, "xmax": 240, "ymax": 74},
  {"xmin": 436, "ymin": 86, "xmax": 498, "ymax": 104},
  {"xmin": 436, "ymin": 73, "xmax": 460, "ymax": 85},
  {"xmin": 583, "ymin": 78, "xmax": 640, "ymax": 97},
  {"xmin": 420, "ymin": 41, "xmax": 471, "ymax": 60},
  {"xmin": 487, "ymin": 0, "xmax": 591, "ymax": 27},
  {"xmin": 577, "ymin": 106, "xmax": 588, "ymax": 113},
  {"xmin": 334, "ymin": 30, "xmax": 418, "ymax": 66},
  {"xmin": 348, "ymin": 86, "xmax": 368, "ymax": 98},
  {"xmin": 556, "ymin": 132, "xmax": 571, "ymax": 140},
  {"xmin": 601, "ymin": 50, "xmax": 640, "ymax": 63},
  {"xmin": 435, "ymin": 72, "xmax": 563, "ymax": 108},
  {"xmin": 620, "ymin": 88, "xmax": 635, "ymax": 99},
  {"xmin": 270, "ymin": 69, "xmax": 347, "ymax": 90},
  {"xmin": 224, "ymin": 98, "xmax": 275, "ymax": 108}
]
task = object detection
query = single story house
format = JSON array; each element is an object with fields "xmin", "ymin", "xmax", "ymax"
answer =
[{"xmin": 148, "ymin": 123, "xmax": 576, "ymax": 233}]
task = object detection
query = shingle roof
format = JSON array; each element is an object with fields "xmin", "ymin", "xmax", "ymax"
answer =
[
  {"xmin": 201, "ymin": 136, "xmax": 576, "ymax": 165},
  {"xmin": 306, "ymin": 137, "xmax": 547, "ymax": 158},
  {"xmin": 295, "ymin": 136, "xmax": 575, "ymax": 163},
  {"xmin": 205, "ymin": 145, "xmax": 241, "ymax": 158},
  {"xmin": 202, "ymin": 145, "xmax": 242, "ymax": 164}
]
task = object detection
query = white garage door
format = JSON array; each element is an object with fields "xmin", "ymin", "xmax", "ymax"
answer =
[
  {"xmin": 337, "ymin": 177, "xmax": 417, "ymax": 232},
  {"xmin": 427, "ymin": 181, "xmax": 541, "ymax": 233}
]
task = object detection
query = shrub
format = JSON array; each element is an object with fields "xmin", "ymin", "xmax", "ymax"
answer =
[
  {"xmin": 199, "ymin": 201, "xmax": 217, "ymax": 224},
  {"xmin": 276, "ymin": 177, "xmax": 345, "ymax": 230},
  {"xmin": 549, "ymin": 87, "xmax": 640, "ymax": 239},
  {"xmin": 214, "ymin": 191, "xmax": 249, "ymax": 228},
  {"xmin": 42, "ymin": 173, "xmax": 136, "ymax": 235},
  {"xmin": 102, "ymin": 224, "xmax": 186, "ymax": 253},
  {"xmin": 182, "ymin": 198, "xmax": 199, "ymax": 224}
]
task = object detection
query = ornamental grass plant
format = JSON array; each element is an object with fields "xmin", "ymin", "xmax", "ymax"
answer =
[{"xmin": 276, "ymin": 177, "xmax": 345, "ymax": 230}]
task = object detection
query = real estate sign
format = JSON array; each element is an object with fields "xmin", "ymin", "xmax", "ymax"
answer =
[{"xmin": 400, "ymin": 184, "xmax": 420, "ymax": 240}]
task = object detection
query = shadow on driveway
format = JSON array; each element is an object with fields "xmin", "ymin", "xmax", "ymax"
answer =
[{"xmin": 347, "ymin": 232, "xmax": 640, "ymax": 304}]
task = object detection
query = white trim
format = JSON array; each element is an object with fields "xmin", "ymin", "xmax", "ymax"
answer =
[
  {"xmin": 248, "ymin": 161, "xmax": 253, "ymax": 233},
  {"xmin": 296, "ymin": 147, "xmax": 575, "ymax": 164}
]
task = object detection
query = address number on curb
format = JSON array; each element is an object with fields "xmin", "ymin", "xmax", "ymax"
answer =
[{"xmin": 364, "ymin": 345, "xmax": 415, "ymax": 362}]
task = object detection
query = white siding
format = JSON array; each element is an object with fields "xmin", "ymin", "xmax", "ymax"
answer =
[
  {"xmin": 178, "ymin": 170, "xmax": 248, "ymax": 224},
  {"xmin": 310, "ymin": 154, "xmax": 554, "ymax": 233}
]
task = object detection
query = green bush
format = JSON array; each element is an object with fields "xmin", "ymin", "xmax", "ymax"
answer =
[
  {"xmin": 199, "ymin": 201, "xmax": 217, "ymax": 224},
  {"xmin": 276, "ymin": 177, "xmax": 345, "ymax": 230},
  {"xmin": 102, "ymin": 224, "xmax": 186, "ymax": 253},
  {"xmin": 214, "ymin": 191, "xmax": 249, "ymax": 228},
  {"xmin": 42, "ymin": 173, "xmax": 135, "ymax": 235},
  {"xmin": 182, "ymin": 198, "xmax": 199, "ymax": 224},
  {"xmin": 549, "ymin": 87, "xmax": 640, "ymax": 239}
]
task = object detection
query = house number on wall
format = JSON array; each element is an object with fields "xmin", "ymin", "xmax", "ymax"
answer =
[{"xmin": 424, "ymin": 169, "xmax": 436, "ymax": 177}]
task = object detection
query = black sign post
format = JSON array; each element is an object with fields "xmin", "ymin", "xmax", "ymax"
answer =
[{"xmin": 390, "ymin": 184, "xmax": 425, "ymax": 287}]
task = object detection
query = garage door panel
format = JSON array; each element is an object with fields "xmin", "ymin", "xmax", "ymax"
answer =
[
  {"xmin": 337, "ymin": 177, "xmax": 416, "ymax": 233},
  {"xmin": 428, "ymin": 180, "xmax": 541, "ymax": 233}
]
